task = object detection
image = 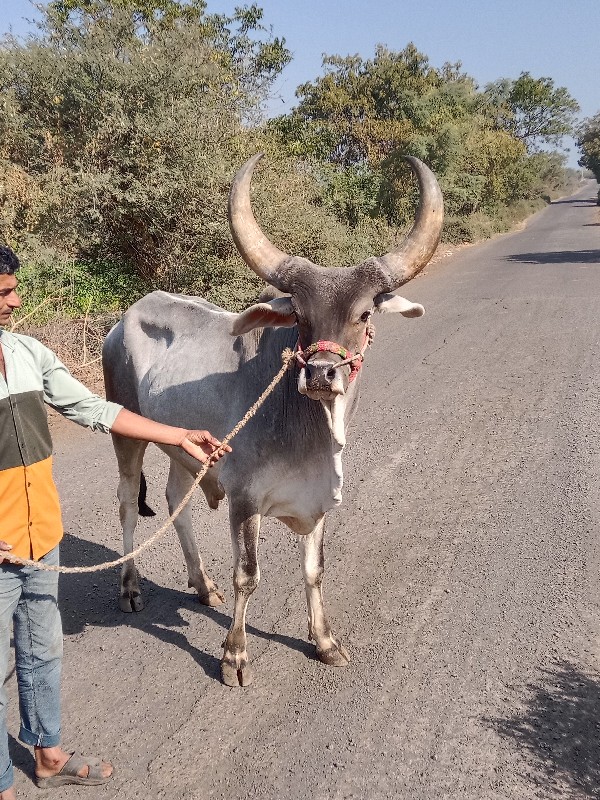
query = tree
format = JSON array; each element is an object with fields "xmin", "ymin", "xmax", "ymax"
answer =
[
  {"xmin": 484, "ymin": 72, "xmax": 579, "ymax": 151},
  {"xmin": 0, "ymin": 0, "xmax": 291, "ymax": 299},
  {"xmin": 48, "ymin": 0, "xmax": 289, "ymax": 108},
  {"xmin": 273, "ymin": 44, "xmax": 535, "ymax": 228},
  {"xmin": 288, "ymin": 44, "xmax": 475, "ymax": 169},
  {"xmin": 576, "ymin": 112, "xmax": 600, "ymax": 182},
  {"xmin": 1, "ymin": 1, "xmax": 401, "ymax": 314}
]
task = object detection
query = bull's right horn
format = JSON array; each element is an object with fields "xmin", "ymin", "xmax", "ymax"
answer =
[
  {"xmin": 373, "ymin": 156, "xmax": 444, "ymax": 289},
  {"xmin": 228, "ymin": 153, "xmax": 291, "ymax": 288}
]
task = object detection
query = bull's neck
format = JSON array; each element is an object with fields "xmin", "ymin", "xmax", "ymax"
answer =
[{"xmin": 243, "ymin": 326, "xmax": 360, "ymax": 444}]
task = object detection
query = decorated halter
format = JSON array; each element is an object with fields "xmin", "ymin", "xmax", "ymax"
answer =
[{"xmin": 295, "ymin": 319, "xmax": 375, "ymax": 383}]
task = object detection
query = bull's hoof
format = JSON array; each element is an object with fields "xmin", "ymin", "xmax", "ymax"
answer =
[
  {"xmin": 119, "ymin": 593, "xmax": 145, "ymax": 613},
  {"xmin": 317, "ymin": 642, "xmax": 350, "ymax": 667},
  {"xmin": 188, "ymin": 579, "xmax": 226, "ymax": 606},
  {"xmin": 221, "ymin": 660, "xmax": 253, "ymax": 687},
  {"xmin": 198, "ymin": 588, "xmax": 226, "ymax": 607}
]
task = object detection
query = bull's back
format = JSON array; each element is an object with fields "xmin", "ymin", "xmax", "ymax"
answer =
[{"xmin": 103, "ymin": 291, "xmax": 241, "ymax": 429}]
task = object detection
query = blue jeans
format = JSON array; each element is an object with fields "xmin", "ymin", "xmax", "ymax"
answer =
[{"xmin": 0, "ymin": 546, "xmax": 63, "ymax": 792}]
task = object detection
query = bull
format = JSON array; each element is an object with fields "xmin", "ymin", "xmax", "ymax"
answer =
[{"xmin": 102, "ymin": 153, "xmax": 443, "ymax": 686}]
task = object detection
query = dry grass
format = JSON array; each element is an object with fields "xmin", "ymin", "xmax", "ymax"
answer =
[{"xmin": 19, "ymin": 313, "xmax": 119, "ymax": 394}]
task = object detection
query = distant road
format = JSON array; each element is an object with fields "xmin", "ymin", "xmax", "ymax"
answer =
[{"xmin": 6, "ymin": 181, "xmax": 600, "ymax": 799}]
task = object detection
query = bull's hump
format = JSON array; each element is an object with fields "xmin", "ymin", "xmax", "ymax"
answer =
[{"xmin": 127, "ymin": 291, "xmax": 236, "ymax": 338}]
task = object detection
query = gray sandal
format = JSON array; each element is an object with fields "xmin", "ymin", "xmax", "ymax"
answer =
[{"xmin": 35, "ymin": 752, "xmax": 113, "ymax": 788}]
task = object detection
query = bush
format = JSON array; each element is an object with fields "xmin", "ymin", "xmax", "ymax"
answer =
[{"xmin": 10, "ymin": 244, "xmax": 145, "ymax": 322}]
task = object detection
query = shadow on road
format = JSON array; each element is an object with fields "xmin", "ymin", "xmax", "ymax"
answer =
[
  {"xmin": 550, "ymin": 197, "xmax": 598, "ymax": 206},
  {"xmin": 504, "ymin": 250, "xmax": 600, "ymax": 265},
  {"xmin": 486, "ymin": 660, "xmax": 600, "ymax": 798},
  {"xmin": 57, "ymin": 534, "xmax": 314, "ymax": 680},
  {"xmin": 7, "ymin": 735, "xmax": 34, "ymax": 786}
]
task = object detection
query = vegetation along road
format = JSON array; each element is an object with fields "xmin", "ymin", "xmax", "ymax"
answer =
[{"xmin": 6, "ymin": 181, "xmax": 600, "ymax": 800}]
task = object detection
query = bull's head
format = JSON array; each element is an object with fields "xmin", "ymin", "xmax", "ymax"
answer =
[{"xmin": 230, "ymin": 153, "xmax": 443, "ymax": 433}]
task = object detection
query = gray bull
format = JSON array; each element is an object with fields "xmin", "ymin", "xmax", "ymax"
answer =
[{"xmin": 102, "ymin": 153, "xmax": 443, "ymax": 686}]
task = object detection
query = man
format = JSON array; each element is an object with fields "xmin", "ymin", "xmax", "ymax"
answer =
[{"xmin": 0, "ymin": 245, "xmax": 231, "ymax": 798}]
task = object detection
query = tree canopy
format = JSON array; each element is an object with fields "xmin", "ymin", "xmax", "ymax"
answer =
[
  {"xmin": 484, "ymin": 72, "xmax": 579, "ymax": 151},
  {"xmin": 0, "ymin": 0, "xmax": 291, "ymax": 301},
  {"xmin": 577, "ymin": 112, "xmax": 600, "ymax": 182},
  {"xmin": 271, "ymin": 45, "xmax": 578, "ymax": 239}
]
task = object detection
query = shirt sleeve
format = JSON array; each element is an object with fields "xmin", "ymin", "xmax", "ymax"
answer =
[{"xmin": 38, "ymin": 344, "xmax": 123, "ymax": 433}]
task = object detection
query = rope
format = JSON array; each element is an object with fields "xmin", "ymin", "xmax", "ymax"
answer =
[{"xmin": 4, "ymin": 348, "xmax": 297, "ymax": 574}]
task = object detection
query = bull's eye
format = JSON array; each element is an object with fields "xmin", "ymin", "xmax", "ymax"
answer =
[{"xmin": 360, "ymin": 310, "xmax": 371, "ymax": 323}]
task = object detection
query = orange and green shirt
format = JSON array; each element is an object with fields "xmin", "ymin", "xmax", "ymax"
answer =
[{"xmin": 0, "ymin": 329, "xmax": 122, "ymax": 561}]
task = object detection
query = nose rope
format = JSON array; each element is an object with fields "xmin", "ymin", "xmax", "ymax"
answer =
[{"xmin": 295, "ymin": 321, "xmax": 375, "ymax": 383}]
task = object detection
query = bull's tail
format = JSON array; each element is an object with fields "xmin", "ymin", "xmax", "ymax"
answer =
[{"xmin": 138, "ymin": 472, "xmax": 156, "ymax": 517}]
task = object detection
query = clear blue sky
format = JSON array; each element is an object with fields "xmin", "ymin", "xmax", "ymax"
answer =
[{"xmin": 2, "ymin": 0, "xmax": 599, "ymax": 167}]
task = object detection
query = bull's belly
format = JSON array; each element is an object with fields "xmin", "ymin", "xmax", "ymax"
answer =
[
  {"xmin": 269, "ymin": 493, "xmax": 341, "ymax": 535},
  {"xmin": 263, "ymin": 478, "xmax": 342, "ymax": 523}
]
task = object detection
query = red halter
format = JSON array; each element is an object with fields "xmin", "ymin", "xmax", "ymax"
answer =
[{"xmin": 294, "ymin": 326, "xmax": 374, "ymax": 384}]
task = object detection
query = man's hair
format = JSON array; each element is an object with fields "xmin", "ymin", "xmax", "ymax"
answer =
[{"xmin": 0, "ymin": 245, "xmax": 20, "ymax": 275}]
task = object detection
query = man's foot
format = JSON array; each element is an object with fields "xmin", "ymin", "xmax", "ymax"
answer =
[
  {"xmin": 0, "ymin": 787, "xmax": 17, "ymax": 800},
  {"xmin": 34, "ymin": 746, "xmax": 112, "ymax": 783}
]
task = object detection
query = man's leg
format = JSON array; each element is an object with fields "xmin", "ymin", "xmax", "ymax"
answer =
[
  {"xmin": 12, "ymin": 546, "xmax": 112, "ymax": 786},
  {"xmin": 13, "ymin": 546, "xmax": 62, "ymax": 756},
  {"xmin": 0, "ymin": 559, "xmax": 26, "ymax": 799}
]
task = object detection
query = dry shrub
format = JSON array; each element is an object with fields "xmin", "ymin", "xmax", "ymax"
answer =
[{"xmin": 17, "ymin": 313, "xmax": 118, "ymax": 393}]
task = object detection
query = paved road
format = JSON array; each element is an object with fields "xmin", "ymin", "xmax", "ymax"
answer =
[{"xmin": 6, "ymin": 182, "xmax": 600, "ymax": 799}]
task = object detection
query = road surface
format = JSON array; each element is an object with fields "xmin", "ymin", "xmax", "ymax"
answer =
[{"xmin": 6, "ymin": 182, "xmax": 600, "ymax": 799}]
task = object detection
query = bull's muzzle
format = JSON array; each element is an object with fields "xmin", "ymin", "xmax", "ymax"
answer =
[{"xmin": 298, "ymin": 357, "xmax": 348, "ymax": 399}]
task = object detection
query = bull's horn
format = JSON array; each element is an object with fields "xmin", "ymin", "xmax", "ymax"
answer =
[
  {"xmin": 374, "ymin": 156, "xmax": 444, "ymax": 288},
  {"xmin": 228, "ymin": 153, "xmax": 291, "ymax": 286}
]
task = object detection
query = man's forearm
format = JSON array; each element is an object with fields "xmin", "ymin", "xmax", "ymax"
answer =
[{"xmin": 110, "ymin": 408, "xmax": 187, "ymax": 445}]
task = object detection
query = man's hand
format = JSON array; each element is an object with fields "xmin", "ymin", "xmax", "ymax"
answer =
[
  {"xmin": 0, "ymin": 541, "xmax": 13, "ymax": 564},
  {"xmin": 179, "ymin": 430, "xmax": 232, "ymax": 465}
]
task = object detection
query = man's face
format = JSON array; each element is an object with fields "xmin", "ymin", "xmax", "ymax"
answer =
[{"xmin": 0, "ymin": 274, "xmax": 22, "ymax": 326}]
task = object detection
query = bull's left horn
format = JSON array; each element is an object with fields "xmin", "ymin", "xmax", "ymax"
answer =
[
  {"xmin": 228, "ymin": 153, "xmax": 291, "ymax": 287},
  {"xmin": 374, "ymin": 156, "xmax": 444, "ymax": 289}
]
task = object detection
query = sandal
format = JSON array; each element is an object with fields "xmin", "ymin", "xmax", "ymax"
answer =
[{"xmin": 35, "ymin": 752, "xmax": 113, "ymax": 788}]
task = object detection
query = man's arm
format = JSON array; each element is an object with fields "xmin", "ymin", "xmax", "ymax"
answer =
[
  {"xmin": 110, "ymin": 408, "xmax": 231, "ymax": 464},
  {"xmin": 0, "ymin": 416, "xmax": 231, "ymax": 566}
]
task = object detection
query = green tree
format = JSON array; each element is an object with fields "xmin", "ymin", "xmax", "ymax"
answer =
[
  {"xmin": 484, "ymin": 72, "xmax": 579, "ymax": 151},
  {"xmin": 1, "ymin": 1, "xmax": 400, "ymax": 316},
  {"xmin": 288, "ymin": 44, "xmax": 473, "ymax": 169},
  {"xmin": 49, "ymin": 0, "xmax": 290, "ymax": 115},
  {"xmin": 576, "ymin": 112, "xmax": 600, "ymax": 182},
  {"xmin": 273, "ymin": 44, "xmax": 535, "ymax": 230},
  {"xmin": 272, "ymin": 46, "xmax": 578, "ymax": 243},
  {"xmin": 0, "ymin": 0, "xmax": 291, "ymax": 301}
]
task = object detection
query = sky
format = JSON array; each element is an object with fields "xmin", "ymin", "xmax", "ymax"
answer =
[{"xmin": 2, "ymin": 0, "xmax": 599, "ymax": 167}]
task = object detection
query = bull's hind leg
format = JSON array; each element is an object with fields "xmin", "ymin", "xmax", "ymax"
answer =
[
  {"xmin": 166, "ymin": 459, "xmax": 224, "ymax": 606},
  {"xmin": 299, "ymin": 517, "xmax": 350, "ymax": 666},
  {"xmin": 221, "ymin": 502, "xmax": 261, "ymax": 687},
  {"xmin": 112, "ymin": 434, "xmax": 148, "ymax": 612}
]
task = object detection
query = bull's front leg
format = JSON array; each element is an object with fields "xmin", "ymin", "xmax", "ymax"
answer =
[
  {"xmin": 221, "ymin": 502, "xmax": 261, "ymax": 687},
  {"xmin": 300, "ymin": 517, "xmax": 350, "ymax": 667}
]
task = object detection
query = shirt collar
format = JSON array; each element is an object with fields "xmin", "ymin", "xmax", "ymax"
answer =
[{"xmin": 0, "ymin": 329, "xmax": 17, "ymax": 351}]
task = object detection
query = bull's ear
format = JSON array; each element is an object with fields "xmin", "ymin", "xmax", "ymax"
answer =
[
  {"xmin": 374, "ymin": 293, "xmax": 425, "ymax": 318},
  {"xmin": 231, "ymin": 296, "xmax": 296, "ymax": 335}
]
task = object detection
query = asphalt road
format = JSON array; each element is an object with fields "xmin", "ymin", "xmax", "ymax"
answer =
[{"xmin": 6, "ymin": 182, "xmax": 600, "ymax": 800}]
